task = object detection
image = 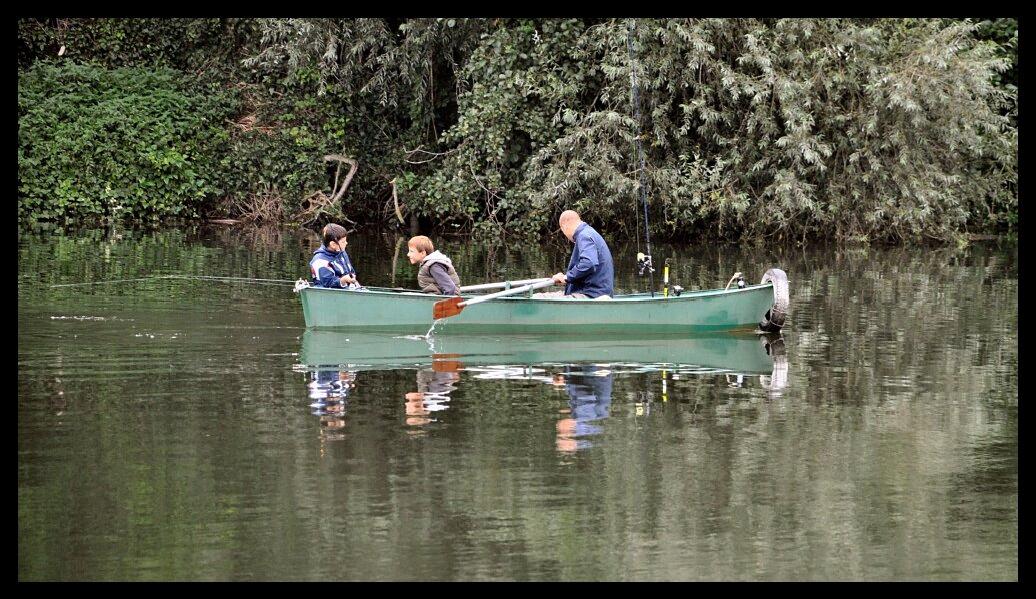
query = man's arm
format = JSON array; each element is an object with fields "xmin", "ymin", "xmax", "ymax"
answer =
[{"xmin": 565, "ymin": 234, "xmax": 599, "ymax": 282}]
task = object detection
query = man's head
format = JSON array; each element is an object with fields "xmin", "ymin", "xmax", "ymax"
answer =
[
  {"xmin": 407, "ymin": 235, "xmax": 435, "ymax": 264},
  {"xmin": 558, "ymin": 210, "xmax": 583, "ymax": 241},
  {"xmin": 322, "ymin": 223, "xmax": 349, "ymax": 252}
]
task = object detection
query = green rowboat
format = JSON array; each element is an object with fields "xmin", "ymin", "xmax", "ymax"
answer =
[{"xmin": 297, "ymin": 270, "xmax": 788, "ymax": 334}]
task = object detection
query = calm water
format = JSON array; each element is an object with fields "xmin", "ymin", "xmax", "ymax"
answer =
[{"xmin": 18, "ymin": 225, "xmax": 1017, "ymax": 581}]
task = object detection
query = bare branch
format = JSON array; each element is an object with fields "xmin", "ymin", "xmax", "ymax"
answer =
[
  {"xmin": 324, "ymin": 154, "xmax": 358, "ymax": 203},
  {"xmin": 390, "ymin": 178, "xmax": 405, "ymax": 223},
  {"xmin": 403, "ymin": 145, "xmax": 459, "ymax": 165}
]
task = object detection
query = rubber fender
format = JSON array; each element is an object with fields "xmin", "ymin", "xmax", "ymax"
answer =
[
  {"xmin": 758, "ymin": 268, "xmax": 789, "ymax": 332},
  {"xmin": 759, "ymin": 332, "xmax": 785, "ymax": 357}
]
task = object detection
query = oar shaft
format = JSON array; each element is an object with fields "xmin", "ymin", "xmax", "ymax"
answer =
[
  {"xmin": 458, "ymin": 278, "xmax": 551, "ymax": 292},
  {"xmin": 460, "ymin": 278, "xmax": 556, "ymax": 307}
]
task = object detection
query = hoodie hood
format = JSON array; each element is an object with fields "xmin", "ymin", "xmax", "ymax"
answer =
[
  {"xmin": 421, "ymin": 250, "xmax": 454, "ymax": 268},
  {"xmin": 313, "ymin": 245, "xmax": 339, "ymax": 260}
]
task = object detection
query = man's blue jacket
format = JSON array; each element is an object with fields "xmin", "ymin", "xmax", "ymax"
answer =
[{"xmin": 564, "ymin": 222, "xmax": 614, "ymax": 298}]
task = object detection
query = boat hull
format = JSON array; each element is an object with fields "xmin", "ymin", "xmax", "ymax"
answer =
[
  {"xmin": 299, "ymin": 283, "xmax": 776, "ymax": 333},
  {"xmin": 299, "ymin": 329, "xmax": 779, "ymax": 374}
]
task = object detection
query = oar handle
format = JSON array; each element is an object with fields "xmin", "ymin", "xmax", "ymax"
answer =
[{"xmin": 460, "ymin": 278, "xmax": 556, "ymax": 307}]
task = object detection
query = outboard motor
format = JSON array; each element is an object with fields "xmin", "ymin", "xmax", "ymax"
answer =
[{"xmin": 759, "ymin": 268, "xmax": 789, "ymax": 333}]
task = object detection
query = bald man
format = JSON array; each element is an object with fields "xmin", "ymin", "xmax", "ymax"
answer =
[{"xmin": 548, "ymin": 210, "xmax": 614, "ymax": 299}]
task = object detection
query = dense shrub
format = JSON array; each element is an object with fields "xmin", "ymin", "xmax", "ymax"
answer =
[{"xmin": 18, "ymin": 63, "xmax": 239, "ymax": 223}]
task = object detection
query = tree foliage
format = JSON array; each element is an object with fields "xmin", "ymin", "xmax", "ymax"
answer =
[
  {"xmin": 247, "ymin": 18, "xmax": 1015, "ymax": 242},
  {"xmin": 18, "ymin": 18, "xmax": 1016, "ymax": 242},
  {"xmin": 17, "ymin": 18, "xmax": 256, "ymax": 74}
]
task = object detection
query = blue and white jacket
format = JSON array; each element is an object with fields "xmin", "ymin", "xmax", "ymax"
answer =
[{"xmin": 309, "ymin": 245, "xmax": 357, "ymax": 289}]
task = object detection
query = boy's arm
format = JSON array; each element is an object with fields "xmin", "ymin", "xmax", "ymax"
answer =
[
  {"xmin": 430, "ymin": 263, "xmax": 459, "ymax": 295},
  {"xmin": 340, "ymin": 252, "xmax": 359, "ymax": 284},
  {"xmin": 312, "ymin": 260, "xmax": 345, "ymax": 288}
]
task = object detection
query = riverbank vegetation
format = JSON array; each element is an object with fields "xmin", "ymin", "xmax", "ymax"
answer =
[{"xmin": 18, "ymin": 18, "xmax": 1016, "ymax": 243}]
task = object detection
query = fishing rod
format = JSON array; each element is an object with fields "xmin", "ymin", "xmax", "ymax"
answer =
[
  {"xmin": 626, "ymin": 18, "xmax": 655, "ymax": 297},
  {"xmin": 49, "ymin": 274, "xmax": 297, "ymax": 288}
]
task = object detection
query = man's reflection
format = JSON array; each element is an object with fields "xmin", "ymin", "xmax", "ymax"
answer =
[
  {"xmin": 554, "ymin": 364, "xmax": 614, "ymax": 453},
  {"xmin": 404, "ymin": 358, "xmax": 462, "ymax": 430},
  {"xmin": 308, "ymin": 368, "xmax": 357, "ymax": 439}
]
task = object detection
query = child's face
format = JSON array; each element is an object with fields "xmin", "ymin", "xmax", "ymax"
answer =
[
  {"xmin": 330, "ymin": 236, "xmax": 347, "ymax": 252},
  {"xmin": 406, "ymin": 244, "xmax": 425, "ymax": 264}
]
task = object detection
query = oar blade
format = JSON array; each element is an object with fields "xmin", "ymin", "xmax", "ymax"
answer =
[
  {"xmin": 432, "ymin": 354, "xmax": 464, "ymax": 372},
  {"xmin": 432, "ymin": 296, "xmax": 465, "ymax": 319}
]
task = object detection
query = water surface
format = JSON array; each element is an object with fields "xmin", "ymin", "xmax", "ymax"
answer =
[{"xmin": 18, "ymin": 226, "xmax": 1017, "ymax": 580}]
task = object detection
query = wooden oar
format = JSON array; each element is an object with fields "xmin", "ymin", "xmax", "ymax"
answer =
[
  {"xmin": 433, "ymin": 278, "xmax": 556, "ymax": 319},
  {"xmin": 458, "ymin": 278, "xmax": 552, "ymax": 293}
]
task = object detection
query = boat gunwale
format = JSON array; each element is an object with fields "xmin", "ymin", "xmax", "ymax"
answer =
[{"xmin": 301, "ymin": 282, "xmax": 774, "ymax": 303}]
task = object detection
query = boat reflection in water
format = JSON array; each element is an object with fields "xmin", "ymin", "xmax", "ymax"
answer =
[{"xmin": 298, "ymin": 329, "xmax": 787, "ymax": 448}]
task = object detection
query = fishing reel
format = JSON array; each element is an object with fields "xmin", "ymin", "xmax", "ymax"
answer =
[
  {"xmin": 725, "ymin": 271, "xmax": 746, "ymax": 291},
  {"xmin": 636, "ymin": 252, "xmax": 654, "ymax": 276}
]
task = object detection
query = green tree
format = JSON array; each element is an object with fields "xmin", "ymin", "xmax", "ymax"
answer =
[{"xmin": 247, "ymin": 18, "xmax": 1015, "ymax": 241}]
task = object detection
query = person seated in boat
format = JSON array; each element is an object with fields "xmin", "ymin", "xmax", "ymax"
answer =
[
  {"xmin": 536, "ymin": 210, "xmax": 614, "ymax": 299},
  {"xmin": 407, "ymin": 235, "xmax": 461, "ymax": 295},
  {"xmin": 309, "ymin": 223, "xmax": 361, "ymax": 289}
]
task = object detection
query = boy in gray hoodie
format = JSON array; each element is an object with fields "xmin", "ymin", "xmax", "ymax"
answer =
[{"xmin": 406, "ymin": 235, "xmax": 461, "ymax": 295}]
